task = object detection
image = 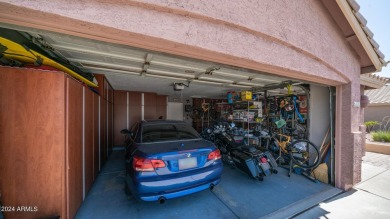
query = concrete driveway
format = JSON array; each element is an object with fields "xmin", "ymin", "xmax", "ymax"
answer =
[{"xmin": 295, "ymin": 152, "xmax": 390, "ymax": 219}]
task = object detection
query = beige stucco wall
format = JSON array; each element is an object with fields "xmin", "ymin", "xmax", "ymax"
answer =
[
  {"xmin": 0, "ymin": 0, "xmax": 364, "ymax": 190},
  {"xmin": 365, "ymin": 105, "xmax": 390, "ymax": 130}
]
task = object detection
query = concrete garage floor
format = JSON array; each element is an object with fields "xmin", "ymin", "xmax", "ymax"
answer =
[{"xmin": 75, "ymin": 150, "xmax": 340, "ymax": 219}]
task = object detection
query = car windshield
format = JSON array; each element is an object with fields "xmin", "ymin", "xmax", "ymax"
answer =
[{"xmin": 141, "ymin": 123, "xmax": 200, "ymax": 143}]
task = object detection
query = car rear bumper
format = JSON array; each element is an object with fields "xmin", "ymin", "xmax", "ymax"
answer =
[
  {"xmin": 140, "ymin": 178, "xmax": 221, "ymax": 201},
  {"xmin": 129, "ymin": 163, "xmax": 223, "ymax": 201}
]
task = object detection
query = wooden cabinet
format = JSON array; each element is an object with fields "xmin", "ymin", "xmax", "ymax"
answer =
[
  {"xmin": 84, "ymin": 87, "xmax": 94, "ymax": 196},
  {"xmin": 107, "ymin": 101, "xmax": 113, "ymax": 154},
  {"xmin": 93, "ymin": 93, "xmax": 100, "ymax": 179},
  {"xmin": 66, "ymin": 77, "xmax": 83, "ymax": 219},
  {"xmin": 0, "ymin": 68, "xmax": 66, "ymax": 219},
  {"xmin": 113, "ymin": 91, "xmax": 128, "ymax": 146},
  {"xmin": 100, "ymin": 98, "xmax": 107, "ymax": 164},
  {"xmin": 144, "ymin": 92, "xmax": 156, "ymax": 120},
  {"xmin": 113, "ymin": 91, "xmax": 167, "ymax": 147},
  {"xmin": 0, "ymin": 67, "xmax": 110, "ymax": 219},
  {"xmin": 156, "ymin": 95, "xmax": 168, "ymax": 119},
  {"xmin": 128, "ymin": 92, "xmax": 142, "ymax": 129}
]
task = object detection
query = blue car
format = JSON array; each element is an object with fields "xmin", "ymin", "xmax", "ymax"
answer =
[{"xmin": 123, "ymin": 120, "xmax": 223, "ymax": 203}]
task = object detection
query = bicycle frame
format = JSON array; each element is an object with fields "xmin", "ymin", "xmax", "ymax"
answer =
[{"xmin": 269, "ymin": 133, "xmax": 291, "ymax": 161}]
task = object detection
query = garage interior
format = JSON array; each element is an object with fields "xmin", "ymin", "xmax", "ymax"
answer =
[{"xmin": 0, "ymin": 25, "xmax": 340, "ymax": 219}]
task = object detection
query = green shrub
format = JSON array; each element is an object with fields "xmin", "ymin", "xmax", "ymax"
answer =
[
  {"xmin": 372, "ymin": 131, "xmax": 390, "ymax": 143},
  {"xmin": 365, "ymin": 121, "xmax": 380, "ymax": 133}
]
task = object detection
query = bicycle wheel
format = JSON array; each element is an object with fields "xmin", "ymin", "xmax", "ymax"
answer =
[{"xmin": 289, "ymin": 139, "xmax": 320, "ymax": 169}]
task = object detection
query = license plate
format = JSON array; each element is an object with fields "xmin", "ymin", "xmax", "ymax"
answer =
[{"xmin": 179, "ymin": 157, "xmax": 197, "ymax": 170}]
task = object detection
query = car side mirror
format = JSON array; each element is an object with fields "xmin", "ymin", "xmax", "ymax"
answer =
[{"xmin": 121, "ymin": 129, "xmax": 132, "ymax": 135}]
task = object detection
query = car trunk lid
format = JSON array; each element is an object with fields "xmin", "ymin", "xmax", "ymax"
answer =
[{"xmin": 137, "ymin": 139, "xmax": 216, "ymax": 175}]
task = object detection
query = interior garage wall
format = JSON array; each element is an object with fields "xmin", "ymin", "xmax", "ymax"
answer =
[
  {"xmin": 113, "ymin": 90, "xmax": 167, "ymax": 146},
  {"xmin": 309, "ymin": 85, "xmax": 331, "ymax": 149}
]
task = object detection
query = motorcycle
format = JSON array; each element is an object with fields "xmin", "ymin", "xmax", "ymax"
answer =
[{"xmin": 202, "ymin": 121, "xmax": 278, "ymax": 181}]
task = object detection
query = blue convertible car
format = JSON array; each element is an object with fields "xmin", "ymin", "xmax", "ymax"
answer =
[{"xmin": 123, "ymin": 120, "xmax": 223, "ymax": 203}]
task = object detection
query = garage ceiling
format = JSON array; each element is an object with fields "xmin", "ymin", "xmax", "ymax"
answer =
[{"xmin": 2, "ymin": 24, "xmax": 298, "ymax": 98}]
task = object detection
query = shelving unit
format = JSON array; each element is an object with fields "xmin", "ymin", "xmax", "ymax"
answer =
[
  {"xmin": 232, "ymin": 100, "xmax": 263, "ymax": 145},
  {"xmin": 263, "ymin": 94, "xmax": 308, "ymax": 139},
  {"xmin": 192, "ymin": 98, "xmax": 231, "ymax": 132}
]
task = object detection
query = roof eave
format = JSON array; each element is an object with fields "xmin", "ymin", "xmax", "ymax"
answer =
[
  {"xmin": 360, "ymin": 74, "xmax": 389, "ymax": 90},
  {"xmin": 336, "ymin": 0, "xmax": 382, "ymax": 72}
]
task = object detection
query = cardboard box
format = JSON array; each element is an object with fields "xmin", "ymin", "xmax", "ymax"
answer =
[{"xmin": 253, "ymin": 101, "xmax": 262, "ymax": 109}]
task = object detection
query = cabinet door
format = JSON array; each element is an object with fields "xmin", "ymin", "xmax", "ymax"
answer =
[
  {"xmin": 84, "ymin": 87, "xmax": 94, "ymax": 195},
  {"xmin": 128, "ymin": 92, "xmax": 142, "ymax": 129},
  {"xmin": 156, "ymin": 95, "xmax": 167, "ymax": 119},
  {"xmin": 100, "ymin": 98, "xmax": 107, "ymax": 164},
  {"xmin": 114, "ymin": 91, "xmax": 128, "ymax": 147},
  {"xmin": 66, "ymin": 77, "xmax": 83, "ymax": 219},
  {"xmin": 107, "ymin": 101, "xmax": 113, "ymax": 154},
  {"xmin": 144, "ymin": 92, "xmax": 156, "ymax": 120},
  {"xmin": 93, "ymin": 93, "xmax": 99, "ymax": 179},
  {"xmin": 0, "ymin": 68, "xmax": 65, "ymax": 218}
]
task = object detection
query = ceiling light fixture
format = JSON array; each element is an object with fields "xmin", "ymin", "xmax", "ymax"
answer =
[
  {"xmin": 147, "ymin": 69, "xmax": 195, "ymax": 78},
  {"xmin": 72, "ymin": 59, "xmax": 143, "ymax": 71},
  {"xmin": 200, "ymin": 76, "xmax": 234, "ymax": 83},
  {"xmin": 212, "ymin": 71, "xmax": 249, "ymax": 78},
  {"xmin": 191, "ymin": 80, "xmax": 223, "ymax": 85},
  {"xmin": 51, "ymin": 43, "xmax": 144, "ymax": 62},
  {"xmin": 228, "ymin": 84, "xmax": 252, "ymax": 88},
  {"xmin": 84, "ymin": 66, "xmax": 140, "ymax": 75}
]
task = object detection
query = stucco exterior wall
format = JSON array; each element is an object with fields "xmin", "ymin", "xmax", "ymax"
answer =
[
  {"xmin": 0, "ymin": 0, "xmax": 364, "ymax": 190},
  {"xmin": 0, "ymin": 0, "xmax": 360, "ymax": 85}
]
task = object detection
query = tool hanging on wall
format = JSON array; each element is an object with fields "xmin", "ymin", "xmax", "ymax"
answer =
[{"xmin": 286, "ymin": 84, "xmax": 293, "ymax": 95}]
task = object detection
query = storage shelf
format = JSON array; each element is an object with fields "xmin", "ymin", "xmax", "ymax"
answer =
[
  {"xmin": 233, "ymin": 120, "xmax": 259, "ymax": 124},
  {"xmin": 233, "ymin": 109, "xmax": 261, "ymax": 111}
]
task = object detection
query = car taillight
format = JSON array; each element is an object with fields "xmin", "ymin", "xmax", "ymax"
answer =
[
  {"xmin": 208, "ymin": 149, "xmax": 221, "ymax": 161},
  {"xmin": 133, "ymin": 157, "xmax": 166, "ymax": 172},
  {"xmin": 151, "ymin": 159, "xmax": 166, "ymax": 168}
]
